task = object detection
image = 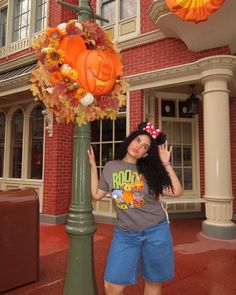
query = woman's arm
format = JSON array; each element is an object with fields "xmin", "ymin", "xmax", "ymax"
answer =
[
  {"xmin": 158, "ymin": 141, "xmax": 183, "ymax": 197},
  {"xmin": 87, "ymin": 147, "xmax": 108, "ymax": 201}
]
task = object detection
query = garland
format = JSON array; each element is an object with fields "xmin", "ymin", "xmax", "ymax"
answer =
[{"xmin": 31, "ymin": 20, "xmax": 128, "ymax": 126}]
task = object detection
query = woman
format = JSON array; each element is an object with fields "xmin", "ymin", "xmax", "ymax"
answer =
[{"xmin": 88, "ymin": 122, "xmax": 182, "ymax": 295}]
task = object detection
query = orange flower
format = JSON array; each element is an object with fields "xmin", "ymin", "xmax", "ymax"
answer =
[
  {"xmin": 47, "ymin": 28, "xmax": 63, "ymax": 39},
  {"xmin": 50, "ymin": 71, "xmax": 63, "ymax": 83},
  {"xmin": 46, "ymin": 48, "xmax": 64, "ymax": 65}
]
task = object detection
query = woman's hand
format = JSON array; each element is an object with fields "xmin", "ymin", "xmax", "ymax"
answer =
[
  {"xmin": 87, "ymin": 146, "xmax": 96, "ymax": 167},
  {"xmin": 158, "ymin": 140, "xmax": 172, "ymax": 166}
]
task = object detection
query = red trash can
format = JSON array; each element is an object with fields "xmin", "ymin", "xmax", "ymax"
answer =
[{"xmin": 0, "ymin": 189, "xmax": 39, "ymax": 293}]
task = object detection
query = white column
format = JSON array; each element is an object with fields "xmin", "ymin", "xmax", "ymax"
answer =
[{"xmin": 201, "ymin": 69, "xmax": 236, "ymax": 239}]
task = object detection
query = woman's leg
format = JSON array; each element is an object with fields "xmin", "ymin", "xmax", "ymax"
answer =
[
  {"xmin": 144, "ymin": 281, "xmax": 162, "ymax": 295},
  {"xmin": 104, "ymin": 281, "xmax": 126, "ymax": 295}
]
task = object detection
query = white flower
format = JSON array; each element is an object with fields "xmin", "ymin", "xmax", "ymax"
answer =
[
  {"xmin": 57, "ymin": 22, "xmax": 67, "ymax": 34},
  {"xmin": 60, "ymin": 64, "xmax": 72, "ymax": 75},
  {"xmin": 41, "ymin": 47, "xmax": 50, "ymax": 53},
  {"xmin": 46, "ymin": 87, "xmax": 54, "ymax": 94},
  {"xmin": 80, "ymin": 93, "xmax": 94, "ymax": 106},
  {"xmin": 75, "ymin": 22, "xmax": 83, "ymax": 30}
]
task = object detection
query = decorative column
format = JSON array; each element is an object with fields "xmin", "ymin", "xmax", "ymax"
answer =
[{"xmin": 201, "ymin": 68, "xmax": 236, "ymax": 239}]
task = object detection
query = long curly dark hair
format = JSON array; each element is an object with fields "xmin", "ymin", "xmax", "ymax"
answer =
[{"xmin": 116, "ymin": 122, "xmax": 173, "ymax": 196}]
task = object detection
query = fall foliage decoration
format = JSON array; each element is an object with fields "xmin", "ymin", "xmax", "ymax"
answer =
[
  {"xmin": 31, "ymin": 20, "xmax": 128, "ymax": 126},
  {"xmin": 165, "ymin": 0, "xmax": 225, "ymax": 23}
]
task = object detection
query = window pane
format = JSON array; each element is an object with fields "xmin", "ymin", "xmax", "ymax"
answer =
[
  {"xmin": 184, "ymin": 168, "xmax": 192, "ymax": 190},
  {"xmin": 35, "ymin": 0, "xmax": 47, "ymax": 32},
  {"xmin": 120, "ymin": 0, "xmax": 137, "ymax": 20},
  {"xmin": 172, "ymin": 122, "xmax": 181, "ymax": 144},
  {"xmin": 115, "ymin": 117, "xmax": 126, "ymax": 140},
  {"xmin": 91, "ymin": 115, "xmax": 127, "ymax": 170},
  {"xmin": 29, "ymin": 106, "xmax": 44, "ymax": 179},
  {"xmin": 173, "ymin": 145, "xmax": 181, "ymax": 166},
  {"xmin": 182, "ymin": 122, "xmax": 191, "ymax": 144},
  {"xmin": 161, "ymin": 100, "xmax": 176, "ymax": 117},
  {"xmin": 0, "ymin": 8, "xmax": 7, "ymax": 47},
  {"xmin": 101, "ymin": 0, "xmax": 115, "ymax": 26},
  {"xmin": 102, "ymin": 119, "xmax": 113, "ymax": 141},
  {"xmin": 10, "ymin": 109, "xmax": 23, "ymax": 178},
  {"xmin": 162, "ymin": 121, "xmax": 171, "ymax": 143},
  {"xmin": 0, "ymin": 113, "xmax": 6, "ymax": 177},
  {"xmin": 102, "ymin": 143, "xmax": 113, "ymax": 165},
  {"xmin": 13, "ymin": 0, "xmax": 29, "ymax": 41},
  {"xmin": 91, "ymin": 120, "xmax": 100, "ymax": 142},
  {"xmin": 183, "ymin": 146, "xmax": 192, "ymax": 167}
]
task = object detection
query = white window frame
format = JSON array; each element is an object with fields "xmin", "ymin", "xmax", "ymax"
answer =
[
  {"xmin": 0, "ymin": 0, "xmax": 48, "ymax": 58},
  {"xmin": 157, "ymin": 94, "xmax": 200, "ymax": 198},
  {"xmin": 0, "ymin": 7, "xmax": 7, "ymax": 47},
  {"xmin": 97, "ymin": 0, "xmax": 140, "ymax": 42}
]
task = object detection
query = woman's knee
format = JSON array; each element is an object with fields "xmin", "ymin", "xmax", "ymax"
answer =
[
  {"xmin": 144, "ymin": 281, "xmax": 162, "ymax": 295},
  {"xmin": 104, "ymin": 281, "xmax": 125, "ymax": 295}
]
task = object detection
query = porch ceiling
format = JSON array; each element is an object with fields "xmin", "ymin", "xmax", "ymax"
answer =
[{"xmin": 148, "ymin": 0, "xmax": 236, "ymax": 53}]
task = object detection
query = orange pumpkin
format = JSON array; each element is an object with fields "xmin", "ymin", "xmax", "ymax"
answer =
[
  {"xmin": 59, "ymin": 35, "xmax": 86, "ymax": 68},
  {"xmin": 75, "ymin": 50, "xmax": 117, "ymax": 95},
  {"xmin": 104, "ymin": 50, "xmax": 123, "ymax": 77}
]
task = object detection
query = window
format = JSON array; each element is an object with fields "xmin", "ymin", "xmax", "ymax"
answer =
[
  {"xmin": 13, "ymin": 0, "xmax": 30, "ymax": 42},
  {"xmin": 35, "ymin": 0, "xmax": 47, "ymax": 33},
  {"xmin": 28, "ymin": 105, "xmax": 44, "ymax": 179},
  {"xmin": 91, "ymin": 112, "xmax": 126, "ymax": 178},
  {"xmin": 100, "ymin": 0, "xmax": 139, "ymax": 41},
  {"xmin": 10, "ymin": 109, "xmax": 24, "ymax": 178},
  {"xmin": 120, "ymin": 0, "xmax": 137, "ymax": 20},
  {"xmin": 0, "ymin": 8, "xmax": 7, "ymax": 47},
  {"xmin": 161, "ymin": 99, "xmax": 198, "ymax": 193},
  {"xmin": 101, "ymin": 0, "xmax": 115, "ymax": 25},
  {"xmin": 0, "ymin": 112, "xmax": 6, "ymax": 177}
]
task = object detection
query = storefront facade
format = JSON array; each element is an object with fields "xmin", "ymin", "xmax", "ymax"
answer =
[{"xmin": 0, "ymin": 0, "xmax": 235, "ymax": 238}]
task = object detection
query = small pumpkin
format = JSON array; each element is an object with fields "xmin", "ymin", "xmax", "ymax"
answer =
[
  {"xmin": 59, "ymin": 35, "xmax": 86, "ymax": 68},
  {"xmin": 75, "ymin": 50, "xmax": 117, "ymax": 95}
]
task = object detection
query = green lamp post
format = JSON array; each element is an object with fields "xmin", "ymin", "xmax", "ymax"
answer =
[{"xmin": 56, "ymin": 1, "xmax": 108, "ymax": 294}]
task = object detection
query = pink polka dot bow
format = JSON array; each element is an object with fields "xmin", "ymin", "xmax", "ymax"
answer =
[{"xmin": 143, "ymin": 122, "xmax": 161, "ymax": 139}]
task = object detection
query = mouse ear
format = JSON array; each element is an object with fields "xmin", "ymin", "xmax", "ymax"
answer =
[
  {"xmin": 156, "ymin": 132, "xmax": 166, "ymax": 145},
  {"xmin": 137, "ymin": 121, "xmax": 148, "ymax": 131}
]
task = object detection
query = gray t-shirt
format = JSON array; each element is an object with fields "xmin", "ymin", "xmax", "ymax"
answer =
[{"xmin": 98, "ymin": 160, "xmax": 166, "ymax": 231}]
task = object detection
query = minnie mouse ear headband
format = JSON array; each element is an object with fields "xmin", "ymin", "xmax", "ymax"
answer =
[{"xmin": 138, "ymin": 122, "xmax": 166, "ymax": 145}]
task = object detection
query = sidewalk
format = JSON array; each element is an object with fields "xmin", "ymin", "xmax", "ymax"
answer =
[{"xmin": 2, "ymin": 218, "xmax": 236, "ymax": 295}]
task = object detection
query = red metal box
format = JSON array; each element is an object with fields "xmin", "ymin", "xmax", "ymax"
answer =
[{"xmin": 0, "ymin": 189, "xmax": 39, "ymax": 293}]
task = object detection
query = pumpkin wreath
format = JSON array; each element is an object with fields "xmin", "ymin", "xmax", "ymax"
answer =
[{"xmin": 31, "ymin": 20, "xmax": 128, "ymax": 126}]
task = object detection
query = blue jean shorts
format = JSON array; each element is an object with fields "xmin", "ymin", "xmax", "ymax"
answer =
[{"xmin": 104, "ymin": 218, "xmax": 174, "ymax": 285}]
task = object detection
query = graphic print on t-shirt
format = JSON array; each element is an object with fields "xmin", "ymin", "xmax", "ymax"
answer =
[{"xmin": 111, "ymin": 169, "xmax": 146, "ymax": 210}]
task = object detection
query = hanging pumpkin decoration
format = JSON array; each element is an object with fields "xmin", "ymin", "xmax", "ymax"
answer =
[
  {"xmin": 165, "ymin": 0, "xmax": 225, "ymax": 23},
  {"xmin": 59, "ymin": 35, "xmax": 86, "ymax": 68},
  {"xmin": 75, "ymin": 50, "xmax": 118, "ymax": 95},
  {"xmin": 104, "ymin": 50, "xmax": 123, "ymax": 77},
  {"xmin": 31, "ymin": 20, "xmax": 128, "ymax": 126}
]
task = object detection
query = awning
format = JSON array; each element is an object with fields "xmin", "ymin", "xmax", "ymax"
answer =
[{"xmin": 0, "ymin": 63, "xmax": 36, "ymax": 82}]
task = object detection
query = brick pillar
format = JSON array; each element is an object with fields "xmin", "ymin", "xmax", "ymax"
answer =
[
  {"xmin": 130, "ymin": 90, "xmax": 144, "ymax": 131},
  {"xmin": 42, "ymin": 120, "xmax": 74, "ymax": 223}
]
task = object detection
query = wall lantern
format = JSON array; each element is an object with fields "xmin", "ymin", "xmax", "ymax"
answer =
[{"xmin": 186, "ymin": 84, "xmax": 199, "ymax": 115}]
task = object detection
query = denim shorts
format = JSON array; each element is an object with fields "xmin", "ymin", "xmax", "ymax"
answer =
[{"xmin": 104, "ymin": 218, "xmax": 174, "ymax": 285}]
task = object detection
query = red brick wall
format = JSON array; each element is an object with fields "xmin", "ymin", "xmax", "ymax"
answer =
[
  {"xmin": 129, "ymin": 90, "xmax": 144, "ymax": 131},
  {"xmin": 141, "ymin": 0, "xmax": 157, "ymax": 34},
  {"xmin": 230, "ymin": 97, "xmax": 236, "ymax": 212},
  {"xmin": 43, "ymin": 120, "xmax": 74, "ymax": 215},
  {"xmin": 48, "ymin": 0, "xmax": 77, "ymax": 27},
  {"xmin": 122, "ymin": 39, "xmax": 230, "ymax": 76}
]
